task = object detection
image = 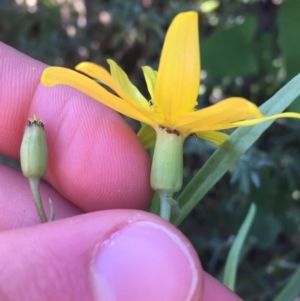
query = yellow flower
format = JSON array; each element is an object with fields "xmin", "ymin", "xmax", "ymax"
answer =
[
  {"xmin": 41, "ymin": 11, "xmax": 300, "ymax": 220},
  {"xmin": 41, "ymin": 12, "xmax": 300, "ymax": 147}
]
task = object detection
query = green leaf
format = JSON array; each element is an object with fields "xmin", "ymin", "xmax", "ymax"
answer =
[
  {"xmin": 256, "ymin": 33, "xmax": 277, "ymax": 75},
  {"xmin": 278, "ymin": 0, "xmax": 300, "ymax": 112},
  {"xmin": 250, "ymin": 208, "xmax": 281, "ymax": 249},
  {"xmin": 278, "ymin": 0, "xmax": 300, "ymax": 81},
  {"xmin": 173, "ymin": 73, "xmax": 300, "ymax": 226},
  {"xmin": 273, "ymin": 264, "xmax": 300, "ymax": 301},
  {"xmin": 201, "ymin": 17, "xmax": 257, "ymax": 78},
  {"xmin": 223, "ymin": 203, "xmax": 256, "ymax": 291}
]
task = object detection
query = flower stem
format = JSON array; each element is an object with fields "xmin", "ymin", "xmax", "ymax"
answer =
[
  {"xmin": 159, "ymin": 193, "xmax": 172, "ymax": 220},
  {"xmin": 49, "ymin": 198, "xmax": 55, "ymax": 221},
  {"xmin": 29, "ymin": 178, "xmax": 48, "ymax": 223}
]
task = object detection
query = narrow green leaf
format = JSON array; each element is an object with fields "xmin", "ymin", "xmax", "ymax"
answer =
[
  {"xmin": 273, "ymin": 264, "xmax": 300, "ymax": 301},
  {"xmin": 223, "ymin": 203, "xmax": 256, "ymax": 291},
  {"xmin": 174, "ymin": 73, "xmax": 300, "ymax": 225}
]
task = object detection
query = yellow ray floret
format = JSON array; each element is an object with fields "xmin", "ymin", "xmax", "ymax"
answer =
[{"xmin": 41, "ymin": 11, "xmax": 300, "ymax": 147}]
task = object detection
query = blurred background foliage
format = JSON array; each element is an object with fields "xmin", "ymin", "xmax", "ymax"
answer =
[{"xmin": 1, "ymin": 0, "xmax": 300, "ymax": 300}]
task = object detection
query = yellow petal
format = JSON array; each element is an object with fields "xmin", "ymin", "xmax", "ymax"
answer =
[
  {"xmin": 141, "ymin": 66, "xmax": 157, "ymax": 101},
  {"xmin": 107, "ymin": 59, "xmax": 149, "ymax": 108},
  {"xmin": 232, "ymin": 112, "xmax": 300, "ymax": 126},
  {"xmin": 41, "ymin": 67, "xmax": 159, "ymax": 125},
  {"xmin": 176, "ymin": 97, "xmax": 263, "ymax": 132},
  {"xmin": 195, "ymin": 131, "xmax": 228, "ymax": 146},
  {"xmin": 76, "ymin": 62, "xmax": 119, "ymax": 88},
  {"xmin": 76, "ymin": 61, "xmax": 149, "ymax": 108},
  {"xmin": 137, "ymin": 124, "xmax": 156, "ymax": 149},
  {"xmin": 154, "ymin": 12, "xmax": 200, "ymax": 126}
]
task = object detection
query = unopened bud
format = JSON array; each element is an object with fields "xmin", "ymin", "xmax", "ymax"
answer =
[{"xmin": 20, "ymin": 115, "xmax": 48, "ymax": 179}]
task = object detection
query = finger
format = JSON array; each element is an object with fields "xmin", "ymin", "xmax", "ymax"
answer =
[
  {"xmin": 203, "ymin": 272, "xmax": 243, "ymax": 301},
  {"xmin": 0, "ymin": 42, "xmax": 153, "ymax": 212},
  {"xmin": 0, "ymin": 164, "xmax": 82, "ymax": 230},
  {"xmin": 0, "ymin": 211, "xmax": 203, "ymax": 301}
]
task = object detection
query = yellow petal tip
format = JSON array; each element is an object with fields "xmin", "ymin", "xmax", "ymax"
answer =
[
  {"xmin": 75, "ymin": 61, "xmax": 90, "ymax": 71},
  {"xmin": 41, "ymin": 67, "xmax": 56, "ymax": 87}
]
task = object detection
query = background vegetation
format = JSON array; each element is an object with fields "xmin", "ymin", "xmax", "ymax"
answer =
[{"xmin": 1, "ymin": 0, "xmax": 300, "ymax": 300}]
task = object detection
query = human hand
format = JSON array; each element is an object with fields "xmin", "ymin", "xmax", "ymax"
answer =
[{"xmin": 0, "ymin": 42, "xmax": 242, "ymax": 301}]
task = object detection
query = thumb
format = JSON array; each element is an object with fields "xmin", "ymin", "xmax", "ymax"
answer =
[{"xmin": 0, "ymin": 210, "xmax": 203, "ymax": 301}]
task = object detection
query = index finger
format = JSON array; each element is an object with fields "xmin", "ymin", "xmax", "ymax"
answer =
[{"xmin": 0, "ymin": 42, "xmax": 153, "ymax": 212}]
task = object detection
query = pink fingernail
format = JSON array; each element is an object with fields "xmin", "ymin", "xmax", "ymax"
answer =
[{"xmin": 91, "ymin": 221, "xmax": 202, "ymax": 301}]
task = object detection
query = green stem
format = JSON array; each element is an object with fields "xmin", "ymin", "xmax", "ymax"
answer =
[
  {"xmin": 29, "ymin": 178, "xmax": 48, "ymax": 223},
  {"xmin": 49, "ymin": 198, "xmax": 55, "ymax": 221},
  {"xmin": 159, "ymin": 193, "xmax": 172, "ymax": 220}
]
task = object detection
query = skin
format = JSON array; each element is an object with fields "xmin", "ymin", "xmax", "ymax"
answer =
[{"xmin": 0, "ymin": 42, "xmax": 242, "ymax": 301}]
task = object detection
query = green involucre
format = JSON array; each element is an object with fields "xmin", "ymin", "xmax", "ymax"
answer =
[{"xmin": 20, "ymin": 117, "xmax": 48, "ymax": 179}]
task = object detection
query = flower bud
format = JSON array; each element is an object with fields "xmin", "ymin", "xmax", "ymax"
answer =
[{"xmin": 20, "ymin": 115, "xmax": 48, "ymax": 179}]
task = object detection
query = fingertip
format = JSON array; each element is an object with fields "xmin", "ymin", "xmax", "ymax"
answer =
[
  {"xmin": 203, "ymin": 272, "xmax": 243, "ymax": 301},
  {"xmin": 0, "ymin": 42, "xmax": 153, "ymax": 212},
  {"xmin": 91, "ymin": 220, "xmax": 203, "ymax": 301},
  {"xmin": 0, "ymin": 42, "xmax": 46, "ymax": 158},
  {"xmin": 0, "ymin": 211, "xmax": 204, "ymax": 301}
]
